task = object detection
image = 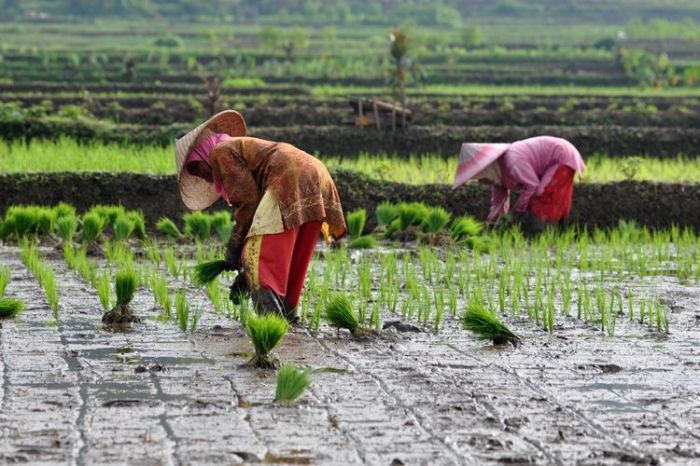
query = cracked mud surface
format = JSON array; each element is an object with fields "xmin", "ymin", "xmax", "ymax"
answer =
[{"xmin": 1, "ymin": 244, "xmax": 699, "ymax": 465}]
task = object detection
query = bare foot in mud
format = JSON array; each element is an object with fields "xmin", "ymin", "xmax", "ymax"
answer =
[{"xmin": 102, "ymin": 304, "xmax": 141, "ymax": 326}]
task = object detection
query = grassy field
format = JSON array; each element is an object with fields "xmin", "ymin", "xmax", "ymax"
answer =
[{"xmin": 2, "ymin": 138, "xmax": 699, "ymax": 184}]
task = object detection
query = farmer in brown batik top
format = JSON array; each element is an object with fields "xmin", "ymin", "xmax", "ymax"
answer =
[{"xmin": 175, "ymin": 110, "xmax": 346, "ymax": 321}]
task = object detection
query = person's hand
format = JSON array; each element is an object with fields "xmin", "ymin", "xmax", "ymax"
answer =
[
  {"xmin": 224, "ymin": 242, "xmax": 242, "ymax": 272},
  {"xmin": 229, "ymin": 273, "xmax": 249, "ymax": 305}
]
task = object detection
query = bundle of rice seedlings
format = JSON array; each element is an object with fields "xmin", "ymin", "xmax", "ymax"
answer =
[
  {"xmin": 376, "ymin": 201, "xmax": 399, "ymax": 229},
  {"xmin": 245, "ymin": 313, "xmax": 289, "ymax": 369},
  {"xmin": 422, "ymin": 207, "xmax": 451, "ymax": 234},
  {"xmin": 36, "ymin": 208, "xmax": 56, "ymax": 235},
  {"xmin": 183, "ymin": 212, "xmax": 212, "ymax": 241},
  {"xmin": 113, "ymin": 215, "xmax": 135, "ymax": 242},
  {"xmin": 450, "ymin": 216, "xmax": 483, "ymax": 242},
  {"xmin": 54, "ymin": 202, "xmax": 77, "ymax": 220},
  {"xmin": 193, "ymin": 259, "xmax": 228, "ymax": 286},
  {"xmin": 0, "ymin": 266, "xmax": 10, "ymax": 296},
  {"xmin": 156, "ymin": 217, "xmax": 182, "ymax": 239},
  {"xmin": 324, "ymin": 294, "xmax": 372, "ymax": 338},
  {"xmin": 460, "ymin": 301, "xmax": 520, "ymax": 347},
  {"xmin": 346, "ymin": 209, "xmax": 376, "ymax": 248},
  {"xmin": 56, "ymin": 215, "xmax": 78, "ymax": 243},
  {"xmin": 81, "ymin": 212, "xmax": 105, "ymax": 243},
  {"xmin": 347, "ymin": 209, "xmax": 367, "ymax": 238},
  {"xmin": 127, "ymin": 211, "xmax": 147, "ymax": 239},
  {"xmin": 349, "ymin": 236, "xmax": 377, "ymax": 249},
  {"xmin": 211, "ymin": 211, "xmax": 234, "ymax": 243},
  {"xmin": 102, "ymin": 268, "xmax": 141, "ymax": 325},
  {"xmin": 274, "ymin": 363, "xmax": 311, "ymax": 404},
  {"xmin": 0, "ymin": 297, "xmax": 25, "ymax": 318},
  {"xmin": 35, "ymin": 208, "xmax": 56, "ymax": 235},
  {"xmin": 5, "ymin": 207, "xmax": 38, "ymax": 238},
  {"xmin": 88, "ymin": 205, "xmax": 125, "ymax": 228}
]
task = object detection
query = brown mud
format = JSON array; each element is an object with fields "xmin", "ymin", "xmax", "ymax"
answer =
[{"xmin": 1, "ymin": 244, "xmax": 700, "ymax": 465}]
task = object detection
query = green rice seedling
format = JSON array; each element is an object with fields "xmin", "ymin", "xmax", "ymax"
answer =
[
  {"xmin": 375, "ymin": 201, "xmax": 399, "ymax": 229},
  {"xmin": 39, "ymin": 267, "xmax": 59, "ymax": 320},
  {"xmin": 451, "ymin": 216, "xmax": 483, "ymax": 242},
  {"xmin": 211, "ymin": 211, "xmax": 234, "ymax": 243},
  {"xmin": 0, "ymin": 297, "xmax": 25, "ymax": 318},
  {"xmin": 448, "ymin": 288, "xmax": 458, "ymax": 316},
  {"xmin": 163, "ymin": 247, "xmax": 180, "ymax": 278},
  {"xmin": 193, "ymin": 259, "xmax": 228, "ymax": 286},
  {"xmin": 156, "ymin": 217, "xmax": 182, "ymax": 239},
  {"xmin": 149, "ymin": 273, "xmax": 172, "ymax": 319},
  {"xmin": 146, "ymin": 244, "xmax": 162, "ymax": 265},
  {"xmin": 274, "ymin": 363, "xmax": 311, "ymax": 404},
  {"xmin": 174, "ymin": 290, "xmax": 189, "ymax": 330},
  {"xmin": 422, "ymin": 207, "xmax": 451, "ymax": 236},
  {"xmin": 461, "ymin": 301, "xmax": 521, "ymax": 347},
  {"xmin": 184, "ymin": 212, "xmax": 212, "ymax": 241},
  {"xmin": 102, "ymin": 268, "xmax": 140, "ymax": 324},
  {"xmin": 384, "ymin": 218, "xmax": 401, "ymax": 239},
  {"xmin": 0, "ymin": 266, "xmax": 9, "ymax": 297},
  {"xmin": 369, "ymin": 301, "xmax": 382, "ymax": 330},
  {"xmin": 206, "ymin": 280, "xmax": 224, "ymax": 314},
  {"xmin": 245, "ymin": 313, "xmax": 289, "ymax": 369},
  {"xmin": 347, "ymin": 209, "xmax": 367, "ymax": 239},
  {"xmin": 95, "ymin": 271, "xmax": 112, "ymax": 311},
  {"xmin": 127, "ymin": 211, "xmax": 146, "ymax": 239},
  {"xmin": 56, "ymin": 215, "xmax": 78, "ymax": 243},
  {"xmin": 113, "ymin": 215, "xmax": 135, "ymax": 242},
  {"xmin": 81, "ymin": 212, "xmax": 105, "ymax": 243}
]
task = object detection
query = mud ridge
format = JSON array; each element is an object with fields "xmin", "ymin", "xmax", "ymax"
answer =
[{"xmin": 1, "ymin": 172, "xmax": 700, "ymax": 231}]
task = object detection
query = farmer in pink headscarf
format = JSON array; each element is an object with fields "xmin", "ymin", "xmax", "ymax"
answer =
[{"xmin": 453, "ymin": 136, "xmax": 585, "ymax": 231}]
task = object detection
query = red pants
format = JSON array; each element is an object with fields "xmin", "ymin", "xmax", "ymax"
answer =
[
  {"xmin": 528, "ymin": 165, "xmax": 576, "ymax": 222},
  {"xmin": 241, "ymin": 221, "xmax": 322, "ymax": 310}
]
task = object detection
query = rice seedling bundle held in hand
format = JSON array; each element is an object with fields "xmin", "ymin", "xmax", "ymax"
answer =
[
  {"xmin": 275, "ymin": 363, "xmax": 311, "ymax": 403},
  {"xmin": 193, "ymin": 259, "xmax": 228, "ymax": 286},
  {"xmin": 461, "ymin": 301, "xmax": 521, "ymax": 347}
]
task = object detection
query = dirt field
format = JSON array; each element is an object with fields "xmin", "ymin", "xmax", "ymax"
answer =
[{"xmin": 1, "ymin": 244, "xmax": 699, "ymax": 465}]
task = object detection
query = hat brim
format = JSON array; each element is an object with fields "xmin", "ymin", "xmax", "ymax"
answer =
[
  {"xmin": 175, "ymin": 110, "xmax": 247, "ymax": 211},
  {"xmin": 452, "ymin": 143, "xmax": 510, "ymax": 189}
]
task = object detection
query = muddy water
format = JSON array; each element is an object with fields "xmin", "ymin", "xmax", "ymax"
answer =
[{"xmin": 0, "ymin": 245, "xmax": 699, "ymax": 465}]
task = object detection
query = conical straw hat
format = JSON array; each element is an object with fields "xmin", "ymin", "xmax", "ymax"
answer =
[
  {"xmin": 452, "ymin": 142, "xmax": 510, "ymax": 189},
  {"xmin": 175, "ymin": 110, "xmax": 247, "ymax": 211}
]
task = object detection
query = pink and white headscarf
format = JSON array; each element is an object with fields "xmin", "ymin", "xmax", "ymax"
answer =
[
  {"xmin": 186, "ymin": 133, "xmax": 233, "ymax": 206},
  {"xmin": 452, "ymin": 143, "xmax": 510, "ymax": 189}
]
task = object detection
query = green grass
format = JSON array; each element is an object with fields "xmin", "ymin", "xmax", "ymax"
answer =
[{"xmin": 3, "ymin": 139, "xmax": 700, "ymax": 184}]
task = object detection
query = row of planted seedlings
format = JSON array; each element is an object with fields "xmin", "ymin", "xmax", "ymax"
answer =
[{"xmin": 295, "ymin": 201, "xmax": 689, "ymax": 343}]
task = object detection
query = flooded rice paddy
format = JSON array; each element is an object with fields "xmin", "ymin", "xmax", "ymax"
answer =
[{"xmin": 0, "ymin": 240, "xmax": 699, "ymax": 466}]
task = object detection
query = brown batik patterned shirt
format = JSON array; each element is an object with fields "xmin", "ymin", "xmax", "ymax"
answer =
[{"xmin": 210, "ymin": 137, "xmax": 347, "ymax": 248}]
